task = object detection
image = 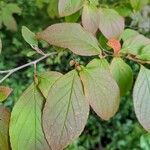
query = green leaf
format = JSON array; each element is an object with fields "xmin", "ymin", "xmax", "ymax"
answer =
[
  {"xmin": 130, "ymin": 0, "xmax": 148, "ymax": 11},
  {"xmin": 37, "ymin": 71, "xmax": 62, "ymax": 98},
  {"xmin": 115, "ymin": 5, "xmax": 132, "ymax": 17},
  {"xmin": 110, "ymin": 57, "xmax": 133, "ymax": 96},
  {"xmin": 36, "ymin": 23, "xmax": 101, "ymax": 56},
  {"xmin": 120, "ymin": 29, "xmax": 139, "ymax": 42},
  {"xmin": 133, "ymin": 66, "xmax": 150, "ymax": 132},
  {"xmin": 140, "ymin": 134, "xmax": 150, "ymax": 150},
  {"xmin": 88, "ymin": 0, "xmax": 99, "ymax": 6},
  {"xmin": 0, "ymin": 38, "xmax": 2, "ymax": 54},
  {"xmin": 0, "ymin": 86, "xmax": 12, "ymax": 102},
  {"xmin": 79, "ymin": 58, "xmax": 120, "ymax": 120},
  {"xmin": 86, "ymin": 58, "xmax": 109, "ymax": 69},
  {"xmin": 1, "ymin": 3, "xmax": 21, "ymax": 31},
  {"xmin": 22, "ymin": 26, "xmax": 38, "ymax": 47},
  {"xmin": 137, "ymin": 44, "xmax": 150, "ymax": 61},
  {"xmin": 47, "ymin": 0, "xmax": 59, "ymax": 18},
  {"xmin": 9, "ymin": 84, "xmax": 51, "ymax": 150},
  {"xmin": 58, "ymin": 0, "xmax": 83, "ymax": 17},
  {"xmin": 82, "ymin": 4, "xmax": 99, "ymax": 34},
  {"xmin": 43, "ymin": 70, "xmax": 89, "ymax": 150},
  {"xmin": 98, "ymin": 8, "xmax": 125, "ymax": 39},
  {"xmin": 65, "ymin": 11, "xmax": 80, "ymax": 22},
  {"xmin": 0, "ymin": 106, "xmax": 10, "ymax": 150},
  {"xmin": 122, "ymin": 33, "xmax": 150, "ymax": 55}
]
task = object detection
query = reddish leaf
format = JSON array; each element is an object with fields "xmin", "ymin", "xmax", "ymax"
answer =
[
  {"xmin": 0, "ymin": 106, "xmax": 10, "ymax": 150},
  {"xmin": 0, "ymin": 86, "xmax": 12, "ymax": 102},
  {"xmin": 107, "ymin": 38, "xmax": 121, "ymax": 55}
]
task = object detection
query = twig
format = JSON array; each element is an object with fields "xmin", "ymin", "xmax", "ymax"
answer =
[
  {"xmin": 126, "ymin": 54, "xmax": 150, "ymax": 64},
  {"xmin": 0, "ymin": 52, "xmax": 57, "ymax": 83}
]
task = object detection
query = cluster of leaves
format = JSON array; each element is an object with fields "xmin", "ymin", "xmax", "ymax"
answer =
[{"xmin": 0, "ymin": 0, "xmax": 150, "ymax": 150}]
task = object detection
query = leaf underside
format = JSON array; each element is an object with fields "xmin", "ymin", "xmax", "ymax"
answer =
[
  {"xmin": 133, "ymin": 66, "xmax": 150, "ymax": 132},
  {"xmin": 0, "ymin": 106, "xmax": 10, "ymax": 150}
]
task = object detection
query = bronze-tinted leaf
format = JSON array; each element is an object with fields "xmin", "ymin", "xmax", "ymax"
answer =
[
  {"xmin": 82, "ymin": 4, "xmax": 99, "ymax": 34},
  {"xmin": 36, "ymin": 23, "xmax": 101, "ymax": 56},
  {"xmin": 0, "ymin": 106, "xmax": 10, "ymax": 150},
  {"xmin": 80, "ymin": 59, "xmax": 120, "ymax": 120},
  {"xmin": 0, "ymin": 86, "xmax": 12, "ymax": 102},
  {"xmin": 98, "ymin": 8, "xmax": 125, "ymax": 39},
  {"xmin": 43, "ymin": 70, "xmax": 89, "ymax": 150}
]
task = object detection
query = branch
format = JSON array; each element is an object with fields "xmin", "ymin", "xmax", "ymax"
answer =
[
  {"xmin": 126, "ymin": 55, "xmax": 150, "ymax": 64},
  {"xmin": 0, "ymin": 52, "xmax": 57, "ymax": 83}
]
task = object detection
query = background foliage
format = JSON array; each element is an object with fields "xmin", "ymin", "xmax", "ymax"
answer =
[{"xmin": 0, "ymin": 0, "xmax": 150, "ymax": 149}]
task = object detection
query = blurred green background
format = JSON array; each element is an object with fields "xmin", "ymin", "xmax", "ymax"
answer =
[{"xmin": 0, "ymin": 0, "xmax": 150, "ymax": 149}]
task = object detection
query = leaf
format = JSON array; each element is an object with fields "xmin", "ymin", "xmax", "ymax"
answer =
[
  {"xmin": 58, "ymin": 0, "xmax": 83, "ymax": 17},
  {"xmin": 79, "ymin": 58, "xmax": 120, "ymax": 120},
  {"xmin": 2, "ymin": 3, "xmax": 21, "ymax": 31},
  {"xmin": 120, "ymin": 29, "xmax": 139, "ymax": 42},
  {"xmin": 0, "ymin": 106, "xmax": 10, "ymax": 150},
  {"xmin": 137, "ymin": 44, "xmax": 150, "ymax": 61},
  {"xmin": 47, "ymin": 0, "xmax": 59, "ymax": 18},
  {"xmin": 0, "ymin": 86, "xmax": 12, "ymax": 102},
  {"xmin": 130, "ymin": 0, "xmax": 149, "ymax": 11},
  {"xmin": 22, "ymin": 26, "xmax": 38, "ymax": 47},
  {"xmin": 110, "ymin": 57, "xmax": 133, "ymax": 96},
  {"xmin": 133, "ymin": 66, "xmax": 150, "ymax": 132},
  {"xmin": 122, "ymin": 33, "xmax": 150, "ymax": 55},
  {"xmin": 82, "ymin": 4, "xmax": 99, "ymax": 34},
  {"xmin": 98, "ymin": 8, "xmax": 125, "ymax": 39},
  {"xmin": 43, "ymin": 70, "xmax": 89, "ymax": 150},
  {"xmin": 115, "ymin": 5, "xmax": 132, "ymax": 17},
  {"xmin": 36, "ymin": 23, "xmax": 101, "ymax": 56},
  {"xmin": 107, "ymin": 38, "xmax": 121, "ymax": 55},
  {"xmin": 65, "ymin": 11, "xmax": 80, "ymax": 22},
  {"xmin": 86, "ymin": 58, "xmax": 109, "ymax": 69},
  {"xmin": 140, "ymin": 134, "xmax": 150, "ymax": 149},
  {"xmin": 9, "ymin": 84, "xmax": 51, "ymax": 150},
  {"xmin": 88, "ymin": 0, "xmax": 99, "ymax": 6},
  {"xmin": 37, "ymin": 71, "xmax": 62, "ymax": 98},
  {"xmin": 0, "ymin": 38, "xmax": 2, "ymax": 54}
]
